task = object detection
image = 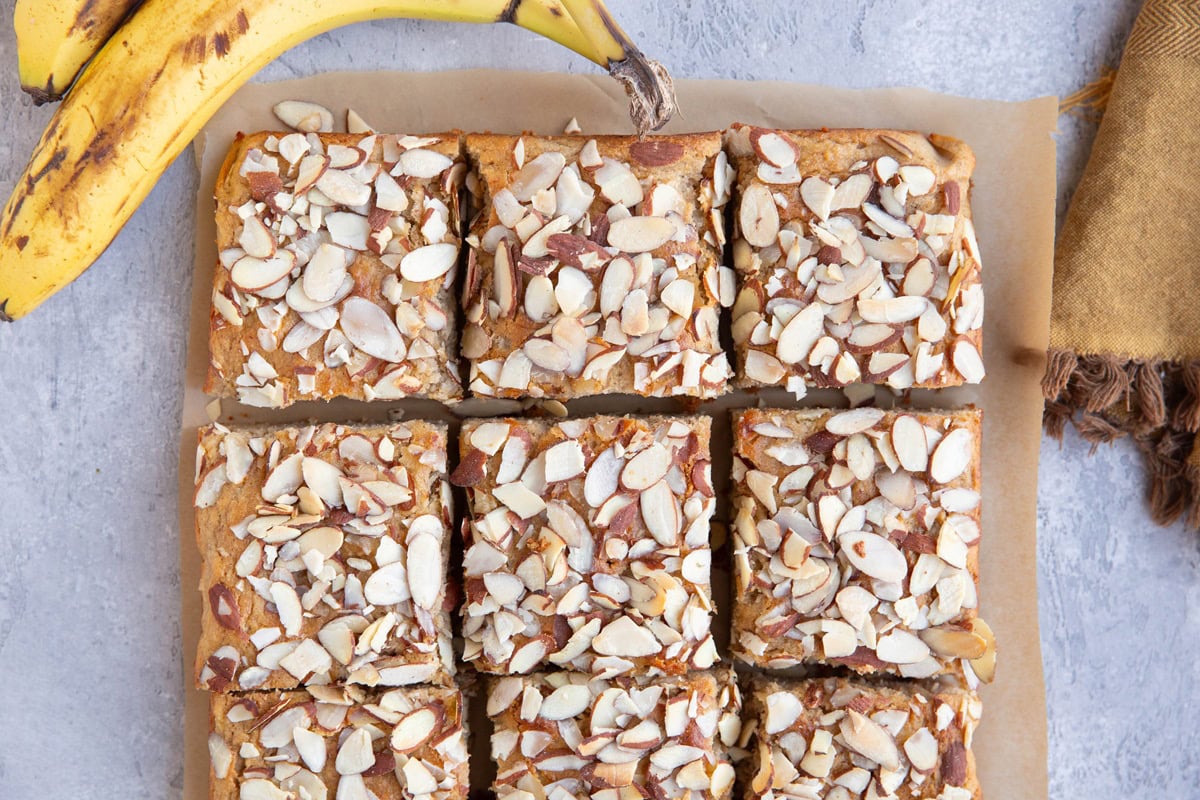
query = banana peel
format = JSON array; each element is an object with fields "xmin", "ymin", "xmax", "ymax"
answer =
[{"xmin": 0, "ymin": 0, "xmax": 676, "ymax": 320}]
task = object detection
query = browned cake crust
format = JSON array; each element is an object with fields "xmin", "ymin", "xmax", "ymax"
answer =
[
  {"xmin": 744, "ymin": 676, "xmax": 982, "ymax": 800},
  {"xmin": 732, "ymin": 407, "xmax": 993, "ymax": 683},
  {"xmin": 451, "ymin": 414, "xmax": 718, "ymax": 676},
  {"xmin": 462, "ymin": 133, "xmax": 734, "ymax": 399},
  {"xmin": 208, "ymin": 684, "xmax": 469, "ymax": 800},
  {"xmin": 194, "ymin": 420, "xmax": 455, "ymax": 692},
  {"xmin": 206, "ymin": 131, "xmax": 465, "ymax": 407},
  {"xmin": 726, "ymin": 125, "xmax": 983, "ymax": 394},
  {"xmin": 488, "ymin": 670, "xmax": 742, "ymax": 800}
]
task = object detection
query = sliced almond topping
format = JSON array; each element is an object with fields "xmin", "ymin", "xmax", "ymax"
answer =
[
  {"xmin": 592, "ymin": 616, "xmax": 659, "ymax": 657},
  {"xmin": 875, "ymin": 629, "xmax": 931, "ymax": 663},
  {"xmin": 891, "ymin": 415, "xmax": 928, "ymax": 472},
  {"xmin": 764, "ymin": 691, "xmax": 803, "ymax": 734},
  {"xmin": 800, "ymin": 177, "xmax": 835, "ymax": 220},
  {"xmin": 270, "ymin": 581, "xmax": 303, "ymax": 636},
  {"xmin": 230, "ymin": 252, "xmax": 296, "ymax": 293},
  {"xmin": 390, "ymin": 707, "xmax": 438, "ymax": 753},
  {"xmin": 930, "ymin": 428, "xmax": 973, "ymax": 484},
  {"xmin": 839, "ymin": 531, "xmax": 907, "ymax": 583},
  {"xmin": 621, "ymin": 443, "xmax": 670, "ymax": 490},
  {"xmin": 904, "ymin": 727, "xmax": 939, "ymax": 772},
  {"xmin": 239, "ymin": 216, "xmax": 277, "ymax": 259},
  {"xmin": 334, "ymin": 727, "xmax": 375, "ymax": 776},
  {"xmin": 739, "ymin": 184, "xmax": 780, "ymax": 247},
  {"xmin": 302, "ymin": 244, "xmax": 348, "ymax": 303},
  {"xmin": 825, "ymin": 407, "xmax": 885, "ymax": 435},
  {"xmin": 407, "ymin": 528, "xmax": 442, "ymax": 610},
  {"xmin": 400, "ymin": 242, "xmax": 458, "ymax": 283},
  {"xmin": 839, "ymin": 709, "xmax": 899, "ymax": 770},
  {"xmin": 776, "ymin": 304, "xmax": 825, "ymax": 365},
  {"xmin": 899, "ymin": 164, "xmax": 937, "ymax": 195},
  {"xmin": 340, "ymin": 297, "xmax": 406, "ymax": 363},
  {"xmin": 316, "ymin": 168, "xmax": 370, "ymax": 207},
  {"xmin": 398, "ymin": 148, "xmax": 454, "ymax": 179},
  {"xmin": 607, "ymin": 216, "xmax": 676, "ymax": 253},
  {"xmin": 640, "ymin": 480, "xmax": 680, "ymax": 546},
  {"xmin": 920, "ymin": 627, "xmax": 987, "ymax": 659},
  {"xmin": 510, "ymin": 152, "xmax": 567, "ymax": 202},
  {"xmin": 539, "ymin": 440, "xmax": 583, "ymax": 483},
  {"xmin": 952, "ymin": 340, "xmax": 986, "ymax": 383},
  {"xmin": 539, "ymin": 684, "xmax": 591, "ymax": 720},
  {"xmin": 752, "ymin": 129, "xmax": 799, "ymax": 168},
  {"xmin": 273, "ymin": 100, "xmax": 333, "ymax": 133}
]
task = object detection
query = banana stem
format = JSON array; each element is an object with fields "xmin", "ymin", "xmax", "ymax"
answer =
[{"xmin": 559, "ymin": 0, "xmax": 677, "ymax": 134}]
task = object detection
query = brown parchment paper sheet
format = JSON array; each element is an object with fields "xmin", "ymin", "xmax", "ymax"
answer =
[{"xmin": 178, "ymin": 69, "xmax": 1057, "ymax": 800}]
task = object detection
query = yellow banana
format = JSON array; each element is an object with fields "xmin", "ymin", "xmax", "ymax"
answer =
[
  {"xmin": 15, "ymin": 0, "xmax": 142, "ymax": 103},
  {"xmin": 0, "ymin": 0, "xmax": 674, "ymax": 321}
]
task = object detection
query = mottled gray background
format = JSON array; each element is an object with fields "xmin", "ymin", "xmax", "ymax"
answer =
[{"xmin": 1, "ymin": 1, "xmax": 1197, "ymax": 797}]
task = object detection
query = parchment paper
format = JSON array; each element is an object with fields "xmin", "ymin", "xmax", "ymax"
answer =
[{"xmin": 179, "ymin": 69, "xmax": 1057, "ymax": 800}]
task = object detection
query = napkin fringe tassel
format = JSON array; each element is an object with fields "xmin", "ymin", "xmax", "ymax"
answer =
[{"xmin": 1043, "ymin": 348, "xmax": 1200, "ymax": 528}]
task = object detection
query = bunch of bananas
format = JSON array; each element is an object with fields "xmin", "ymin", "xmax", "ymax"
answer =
[{"xmin": 2, "ymin": 0, "xmax": 675, "ymax": 320}]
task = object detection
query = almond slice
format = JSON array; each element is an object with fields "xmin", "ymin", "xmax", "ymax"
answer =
[
  {"xmin": 273, "ymin": 100, "xmax": 333, "ymax": 133},
  {"xmin": 400, "ymin": 243, "xmax": 457, "ymax": 283},
  {"xmin": 302, "ymin": 243, "xmax": 349, "ymax": 303},
  {"xmin": 230, "ymin": 252, "xmax": 296, "ymax": 293},
  {"xmin": 739, "ymin": 184, "xmax": 779, "ymax": 247},
  {"xmin": 839, "ymin": 531, "xmax": 907, "ymax": 583},
  {"xmin": 607, "ymin": 216, "xmax": 675, "ymax": 254},
  {"xmin": 752, "ymin": 129, "xmax": 798, "ymax": 168},
  {"xmin": 238, "ymin": 216, "xmax": 277, "ymax": 259},
  {"xmin": 390, "ymin": 707, "xmax": 439, "ymax": 753},
  {"xmin": 339, "ymin": 297, "xmax": 406, "ymax": 362},
  {"xmin": 930, "ymin": 428, "xmax": 973, "ymax": 484},
  {"xmin": 397, "ymin": 148, "xmax": 453, "ymax": 179},
  {"xmin": 509, "ymin": 152, "xmax": 567, "ymax": 202}
]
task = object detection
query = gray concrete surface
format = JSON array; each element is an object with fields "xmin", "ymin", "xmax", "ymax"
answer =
[{"xmin": 1, "ymin": 1, "xmax": 1196, "ymax": 797}]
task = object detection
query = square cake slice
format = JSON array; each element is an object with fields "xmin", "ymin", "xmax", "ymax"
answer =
[
  {"xmin": 194, "ymin": 420, "xmax": 455, "ymax": 692},
  {"xmin": 745, "ymin": 677, "xmax": 982, "ymax": 800},
  {"xmin": 732, "ymin": 407, "xmax": 994, "ymax": 682},
  {"xmin": 208, "ymin": 684, "xmax": 469, "ymax": 800},
  {"xmin": 488, "ymin": 670, "xmax": 741, "ymax": 800},
  {"xmin": 725, "ymin": 125, "xmax": 983, "ymax": 394},
  {"xmin": 206, "ymin": 131, "xmax": 465, "ymax": 408},
  {"xmin": 451, "ymin": 414, "xmax": 718, "ymax": 675},
  {"xmin": 461, "ymin": 133, "xmax": 735, "ymax": 399}
]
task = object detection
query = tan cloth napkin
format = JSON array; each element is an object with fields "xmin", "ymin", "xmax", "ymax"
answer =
[{"xmin": 1044, "ymin": 0, "xmax": 1200, "ymax": 528}]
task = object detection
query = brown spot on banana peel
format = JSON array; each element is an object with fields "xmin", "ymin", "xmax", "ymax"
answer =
[{"xmin": 0, "ymin": 300, "xmax": 12, "ymax": 323}]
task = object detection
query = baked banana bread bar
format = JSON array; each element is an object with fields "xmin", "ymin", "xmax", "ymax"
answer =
[
  {"xmin": 725, "ymin": 125, "xmax": 983, "ymax": 394},
  {"xmin": 488, "ymin": 670, "xmax": 741, "ymax": 800},
  {"xmin": 744, "ymin": 676, "xmax": 982, "ymax": 800},
  {"xmin": 732, "ymin": 407, "xmax": 993, "ymax": 682},
  {"xmin": 461, "ymin": 133, "xmax": 734, "ymax": 399},
  {"xmin": 208, "ymin": 684, "xmax": 469, "ymax": 800},
  {"xmin": 206, "ymin": 131, "xmax": 464, "ymax": 407},
  {"xmin": 194, "ymin": 420, "xmax": 455, "ymax": 692},
  {"xmin": 451, "ymin": 414, "xmax": 718, "ymax": 675}
]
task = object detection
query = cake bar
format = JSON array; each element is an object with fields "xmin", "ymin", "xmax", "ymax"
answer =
[
  {"xmin": 488, "ymin": 670, "xmax": 741, "ymax": 800},
  {"xmin": 452, "ymin": 414, "xmax": 718, "ymax": 675},
  {"xmin": 208, "ymin": 684, "xmax": 469, "ymax": 800},
  {"xmin": 725, "ymin": 125, "xmax": 983, "ymax": 393},
  {"xmin": 194, "ymin": 420, "xmax": 455, "ymax": 692},
  {"xmin": 206, "ymin": 131, "xmax": 465, "ymax": 407},
  {"xmin": 745, "ymin": 676, "xmax": 982, "ymax": 800},
  {"xmin": 461, "ymin": 133, "xmax": 735, "ymax": 399},
  {"xmin": 732, "ymin": 407, "xmax": 993, "ymax": 682}
]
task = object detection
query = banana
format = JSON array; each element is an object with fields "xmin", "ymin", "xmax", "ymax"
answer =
[
  {"xmin": 15, "ymin": 0, "xmax": 142, "ymax": 103},
  {"xmin": 0, "ymin": 0, "xmax": 675, "ymax": 321}
]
